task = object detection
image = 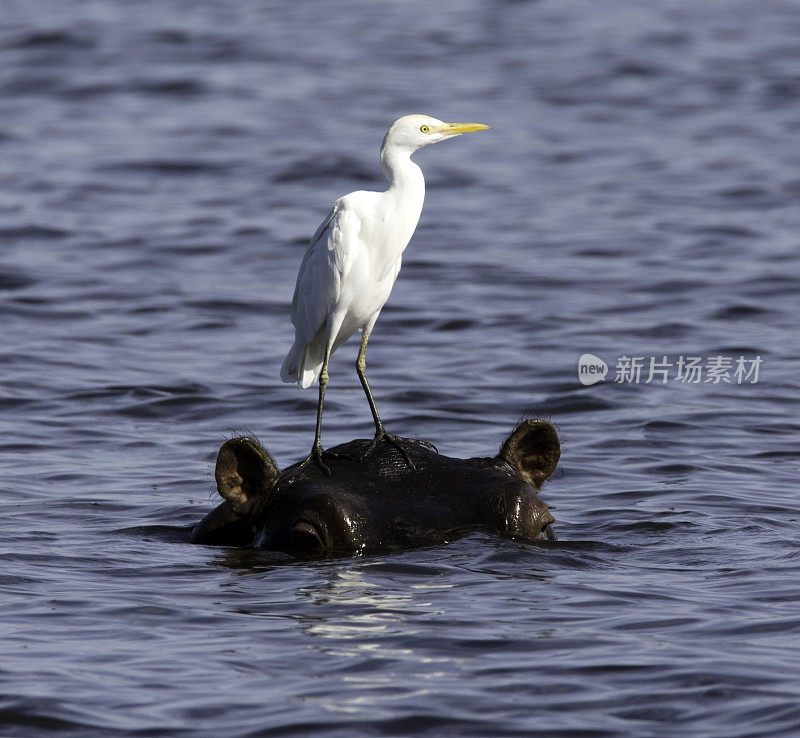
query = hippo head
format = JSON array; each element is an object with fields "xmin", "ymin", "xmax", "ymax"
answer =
[{"xmin": 192, "ymin": 420, "xmax": 560, "ymax": 556}]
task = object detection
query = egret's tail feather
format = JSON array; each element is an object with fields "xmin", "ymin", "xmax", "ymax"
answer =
[
  {"xmin": 279, "ymin": 343, "xmax": 300, "ymax": 384},
  {"xmin": 280, "ymin": 332, "xmax": 326, "ymax": 389},
  {"xmin": 298, "ymin": 332, "xmax": 326, "ymax": 389}
]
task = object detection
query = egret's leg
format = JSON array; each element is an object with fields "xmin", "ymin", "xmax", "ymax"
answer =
[
  {"xmin": 299, "ymin": 349, "xmax": 331, "ymax": 476},
  {"xmin": 356, "ymin": 329, "xmax": 384, "ymax": 435},
  {"xmin": 355, "ymin": 331, "xmax": 436, "ymax": 467}
]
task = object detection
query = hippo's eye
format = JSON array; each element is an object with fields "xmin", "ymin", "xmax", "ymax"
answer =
[
  {"xmin": 419, "ymin": 125, "xmax": 430, "ymax": 133},
  {"xmin": 290, "ymin": 519, "xmax": 324, "ymax": 550}
]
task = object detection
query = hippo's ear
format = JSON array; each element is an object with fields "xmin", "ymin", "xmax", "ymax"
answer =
[
  {"xmin": 499, "ymin": 420, "xmax": 560, "ymax": 487},
  {"xmin": 215, "ymin": 437, "xmax": 280, "ymax": 514}
]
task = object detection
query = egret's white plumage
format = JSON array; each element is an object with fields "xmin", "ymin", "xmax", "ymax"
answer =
[{"xmin": 280, "ymin": 114, "xmax": 490, "ymax": 470}]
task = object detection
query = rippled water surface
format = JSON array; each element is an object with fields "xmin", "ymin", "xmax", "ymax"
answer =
[{"xmin": 2, "ymin": 0, "xmax": 799, "ymax": 735}]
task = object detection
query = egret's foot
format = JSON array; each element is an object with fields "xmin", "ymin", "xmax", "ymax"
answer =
[
  {"xmin": 320, "ymin": 447, "xmax": 355, "ymax": 462},
  {"xmin": 359, "ymin": 431, "xmax": 437, "ymax": 469},
  {"xmin": 401, "ymin": 436, "xmax": 438, "ymax": 453},
  {"xmin": 297, "ymin": 443, "xmax": 331, "ymax": 477}
]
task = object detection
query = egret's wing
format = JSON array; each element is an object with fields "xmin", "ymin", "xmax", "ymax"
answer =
[
  {"xmin": 289, "ymin": 198, "xmax": 360, "ymax": 346},
  {"xmin": 289, "ymin": 202, "xmax": 341, "ymax": 325}
]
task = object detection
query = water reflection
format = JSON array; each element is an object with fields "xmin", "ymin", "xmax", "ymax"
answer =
[
  {"xmin": 298, "ymin": 566, "xmax": 448, "ymax": 642},
  {"xmin": 295, "ymin": 566, "xmax": 465, "ymax": 716}
]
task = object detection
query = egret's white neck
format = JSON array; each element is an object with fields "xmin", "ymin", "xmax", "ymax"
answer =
[{"xmin": 380, "ymin": 144, "xmax": 425, "ymax": 200}]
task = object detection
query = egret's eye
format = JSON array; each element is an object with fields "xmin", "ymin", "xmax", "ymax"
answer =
[{"xmin": 419, "ymin": 125, "xmax": 430, "ymax": 133}]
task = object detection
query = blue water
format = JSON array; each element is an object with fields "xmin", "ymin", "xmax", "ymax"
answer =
[{"xmin": 1, "ymin": 0, "xmax": 799, "ymax": 735}]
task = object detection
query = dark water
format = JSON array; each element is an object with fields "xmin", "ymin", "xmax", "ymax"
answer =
[{"xmin": 1, "ymin": 0, "xmax": 799, "ymax": 735}]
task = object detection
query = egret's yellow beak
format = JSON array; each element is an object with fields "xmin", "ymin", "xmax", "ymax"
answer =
[{"xmin": 439, "ymin": 122, "xmax": 492, "ymax": 136}]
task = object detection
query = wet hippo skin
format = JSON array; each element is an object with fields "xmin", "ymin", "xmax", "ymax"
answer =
[{"xmin": 191, "ymin": 419, "xmax": 560, "ymax": 557}]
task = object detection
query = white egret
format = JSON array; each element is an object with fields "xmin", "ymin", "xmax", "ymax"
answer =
[{"xmin": 280, "ymin": 114, "xmax": 491, "ymax": 473}]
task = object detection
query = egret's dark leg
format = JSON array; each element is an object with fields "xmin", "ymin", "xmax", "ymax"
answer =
[
  {"xmin": 356, "ymin": 330, "xmax": 385, "ymax": 436},
  {"xmin": 356, "ymin": 331, "xmax": 436, "ymax": 467},
  {"xmin": 298, "ymin": 349, "xmax": 331, "ymax": 476}
]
